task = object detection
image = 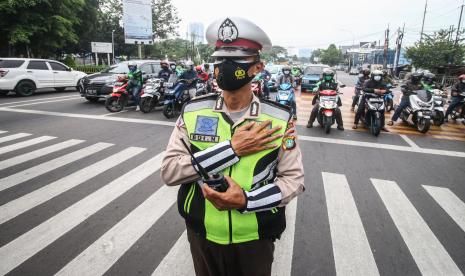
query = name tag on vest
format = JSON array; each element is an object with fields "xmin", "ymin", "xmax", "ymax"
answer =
[{"xmin": 190, "ymin": 134, "xmax": 220, "ymax": 143}]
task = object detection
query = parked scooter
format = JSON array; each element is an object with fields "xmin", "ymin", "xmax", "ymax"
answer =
[
  {"xmin": 360, "ymin": 92, "xmax": 386, "ymax": 136},
  {"xmin": 139, "ymin": 78, "xmax": 165, "ymax": 113},
  {"xmin": 276, "ymin": 83, "xmax": 296, "ymax": 115},
  {"xmin": 316, "ymin": 90, "xmax": 342, "ymax": 134},
  {"xmin": 431, "ymin": 89, "xmax": 446, "ymax": 126},
  {"xmin": 163, "ymin": 79, "xmax": 194, "ymax": 118},
  {"xmin": 398, "ymin": 89, "xmax": 434, "ymax": 133},
  {"xmin": 104, "ymin": 75, "xmax": 134, "ymax": 113}
]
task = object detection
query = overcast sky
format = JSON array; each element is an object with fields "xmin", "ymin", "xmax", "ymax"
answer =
[{"xmin": 171, "ymin": 0, "xmax": 462, "ymax": 49}]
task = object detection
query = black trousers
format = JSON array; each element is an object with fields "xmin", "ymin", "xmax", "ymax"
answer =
[{"xmin": 187, "ymin": 227, "xmax": 275, "ymax": 276}]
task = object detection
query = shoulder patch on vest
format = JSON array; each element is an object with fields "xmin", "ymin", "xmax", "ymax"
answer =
[
  {"xmin": 259, "ymin": 99, "xmax": 292, "ymax": 122},
  {"xmin": 191, "ymin": 115, "xmax": 220, "ymax": 143},
  {"xmin": 282, "ymin": 135, "xmax": 296, "ymax": 150},
  {"xmin": 183, "ymin": 95, "xmax": 217, "ymax": 113}
]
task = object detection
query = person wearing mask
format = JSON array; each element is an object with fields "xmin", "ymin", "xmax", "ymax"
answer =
[
  {"xmin": 307, "ymin": 68, "xmax": 344, "ymax": 130},
  {"xmin": 388, "ymin": 71, "xmax": 424, "ymax": 126},
  {"xmin": 203, "ymin": 63, "xmax": 213, "ymax": 92},
  {"xmin": 445, "ymin": 74, "xmax": 465, "ymax": 123},
  {"xmin": 421, "ymin": 72, "xmax": 441, "ymax": 92},
  {"xmin": 179, "ymin": 61, "xmax": 198, "ymax": 99},
  {"xmin": 127, "ymin": 61, "xmax": 143, "ymax": 111},
  {"xmin": 351, "ymin": 68, "xmax": 371, "ymax": 111},
  {"xmin": 161, "ymin": 16, "xmax": 304, "ymax": 276},
  {"xmin": 352, "ymin": 70, "xmax": 388, "ymax": 130},
  {"xmin": 158, "ymin": 60, "xmax": 172, "ymax": 82},
  {"xmin": 276, "ymin": 66, "xmax": 297, "ymax": 119}
]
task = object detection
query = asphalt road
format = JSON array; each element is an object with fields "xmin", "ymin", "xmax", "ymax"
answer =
[{"xmin": 0, "ymin": 78, "xmax": 464, "ymax": 276}]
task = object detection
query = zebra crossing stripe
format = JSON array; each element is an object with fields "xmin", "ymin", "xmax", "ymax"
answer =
[
  {"xmin": 0, "ymin": 152, "xmax": 165, "ymax": 275},
  {"xmin": 0, "ymin": 142, "xmax": 113, "ymax": 192},
  {"xmin": 0, "ymin": 136, "xmax": 56, "ymax": 155},
  {"xmin": 0, "ymin": 147, "xmax": 146, "ymax": 225},
  {"xmin": 56, "ymin": 184, "xmax": 178, "ymax": 276},
  {"xmin": 423, "ymin": 185, "xmax": 465, "ymax": 232},
  {"xmin": 0, "ymin": 139, "xmax": 84, "ymax": 171},
  {"xmin": 152, "ymin": 231, "xmax": 195, "ymax": 276},
  {"xmin": 371, "ymin": 179, "xmax": 462, "ymax": 275},
  {"xmin": 0, "ymin": 130, "xmax": 7, "ymax": 134},
  {"xmin": 0, "ymin": 133, "xmax": 32, "ymax": 144},
  {"xmin": 322, "ymin": 172, "xmax": 380, "ymax": 276},
  {"xmin": 272, "ymin": 198, "xmax": 298, "ymax": 276}
]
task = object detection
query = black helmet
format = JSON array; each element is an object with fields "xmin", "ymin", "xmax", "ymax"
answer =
[
  {"xmin": 282, "ymin": 66, "xmax": 291, "ymax": 75},
  {"xmin": 382, "ymin": 69, "xmax": 388, "ymax": 77},
  {"xmin": 423, "ymin": 72, "xmax": 435, "ymax": 85},
  {"xmin": 411, "ymin": 71, "xmax": 423, "ymax": 83},
  {"xmin": 322, "ymin": 68, "xmax": 335, "ymax": 81},
  {"xmin": 371, "ymin": 70, "xmax": 383, "ymax": 82},
  {"xmin": 362, "ymin": 68, "xmax": 371, "ymax": 76}
]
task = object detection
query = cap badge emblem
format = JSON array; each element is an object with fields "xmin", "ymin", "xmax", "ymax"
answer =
[{"xmin": 218, "ymin": 18, "xmax": 239, "ymax": 43}]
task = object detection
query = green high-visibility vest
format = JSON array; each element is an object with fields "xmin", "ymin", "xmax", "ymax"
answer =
[{"xmin": 178, "ymin": 95, "xmax": 291, "ymax": 244}]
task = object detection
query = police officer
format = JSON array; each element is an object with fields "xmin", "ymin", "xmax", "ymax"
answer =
[{"xmin": 161, "ymin": 17, "xmax": 304, "ymax": 276}]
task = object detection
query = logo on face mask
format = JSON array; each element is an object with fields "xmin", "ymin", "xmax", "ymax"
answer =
[{"xmin": 235, "ymin": 68, "xmax": 246, "ymax": 79}]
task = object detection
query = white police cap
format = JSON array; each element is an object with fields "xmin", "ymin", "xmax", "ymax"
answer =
[{"xmin": 206, "ymin": 17, "xmax": 272, "ymax": 57}]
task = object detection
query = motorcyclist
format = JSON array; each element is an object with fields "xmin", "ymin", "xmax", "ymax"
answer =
[
  {"xmin": 291, "ymin": 66, "xmax": 303, "ymax": 85},
  {"xmin": 276, "ymin": 66, "xmax": 297, "ymax": 119},
  {"xmin": 307, "ymin": 68, "xmax": 344, "ymax": 130},
  {"xmin": 388, "ymin": 71, "xmax": 424, "ymax": 126},
  {"xmin": 260, "ymin": 68, "xmax": 272, "ymax": 99},
  {"xmin": 158, "ymin": 60, "xmax": 172, "ymax": 82},
  {"xmin": 351, "ymin": 68, "xmax": 370, "ymax": 111},
  {"xmin": 178, "ymin": 60, "xmax": 198, "ymax": 99},
  {"xmin": 445, "ymin": 74, "xmax": 465, "ymax": 124},
  {"xmin": 352, "ymin": 70, "xmax": 388, "ymax": 130},
  {"xmin": 203, "ymin": 63, "xmax": 213, "ymax": 92},
  {"xmin": 196, "ymin": 65, "xmax": 209, "ymax": 82},
  {"xmin": 127, "ymin": 61, "xmax": 143, "ymax": 111},
  {"xmin": 421, "ymin": 72, "xmax": 441, "ymax": 91}
]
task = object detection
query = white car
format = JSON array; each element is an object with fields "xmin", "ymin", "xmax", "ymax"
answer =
[{"xmin": 0, "ymin": 58, "xmax": 86, "ymax": 96}]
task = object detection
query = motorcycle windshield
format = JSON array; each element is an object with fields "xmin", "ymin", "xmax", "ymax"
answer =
[
  {"xmin": 415, "ymin": 90, "xmax": 432, "ymax": 102},
  {"xmin": 279, "ymin": 83, "xmax": 292, "ymax": 90}
]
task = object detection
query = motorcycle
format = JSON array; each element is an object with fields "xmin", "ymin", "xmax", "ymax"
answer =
[
  {"xmin": 104, "ymin": 75, "xmax": 135, "ymax": 113},
  {"xmin": 139, "ymin": 78, "xmax": 167, "ymax": 113},
  {"xmin": 398, "ymin": 90, "xmax": 434, "ymax": 133},
  {"xmin": 384, "ymin": 84, "xmax": 394, "ymax": 112},
  {"xmin": 316, "ymin": 89, "xmax": 342, "ymax": 134},
  {"xmin": 431, "ymin": 89, "xmax": 446, "ymax": 126},
  {"xmin": 275, "ymin": 83, "xmax": 296, "ymax": 115},
  {"xmin": 449, "ymin": 91, "xmax": 465, "ymax": 121},
  {"xmin": 194, "ymin": 81, "xmax": 208, "ymax": 97},
  {"xmin": 360, "ymin": 92, "xmax": 386, "ymax": 136},
  {"xmin": 163, "ymin": 79, "xmax": 194, "ymax": 119},
  {"xmin": 252, "ymin": 75, "xmax": 264, "ymax": 98}
]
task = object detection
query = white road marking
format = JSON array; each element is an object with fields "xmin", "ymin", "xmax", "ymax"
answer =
[
  {"xmin": 100, "ymin": 110, "xmax": 129, "ymax": 117},
  {"xmin": 3, "ymin": 97, "xmax": 81, "ymax": 108},
  {"xmin": 0, "ymin": 95, "xmax": 79, "ymax": 107},
  {"xmin": 0, "ymin": 136, "xmax": 56, "ymax": 155},
  {"xmin": 56, "ymin": 185, "xmax": 178, "ymax": 276},
  {"xmin": 322, "ymin": 172, "xmax": 379, "ymax": 276},
  {"xmin": 399, "ymin": 134, "xmax": 419, "ymax": 148},
  {"xmin": 0, "ymin": 133, "xmax": 32, "ymax": 144},
  {"xmin": 0, "ymin": 142, "xmax": 113, "ymax": 192},
  {"xmin": 371, "ymin": 179, "xmax": 462, "ymax": 276},
  {"xmin": 0, "ymin": 139, "xmax": 84, "ymax": 171},
  {"xmin": 0, "ymin": 107, "xmax": 176, "ymax": 127},
  {"xmin": 272, "ymin": 198, "xmax": 298, "ymax": 276},
  {"xmin": 298, "ymin": 135, "xmax": 465, "ymax": 158},
  {"xmin": 0, "ymin": 147, "xmax": 145, "ymax": 225},
  {"xmin": 152, "ymin": 231, "xmax": 195, "ymax": 276},
  {"xmin": 423, "ymin": 185, "xmax": 465, "ymax": 232},
  {"xmin": 0, "ymin": 152, "xmax": 165, "ymax": 275},
  {"xmin": 0, "ymin": 130, "xmax": 7, "ymax": 134}
]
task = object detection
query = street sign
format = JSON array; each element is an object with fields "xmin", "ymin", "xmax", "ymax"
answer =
[
  {"xmin": 123, "ymin": 0, "xmax": 153, "ymax": 44},
  {"xmin": 91, "ymin": 42, "xmax": 113, "ymax": 53}
]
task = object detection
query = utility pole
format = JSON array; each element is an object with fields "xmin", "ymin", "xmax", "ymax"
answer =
[
  {"xmin": 394, "ymin": 23, "xmax": 405, "ymax": 76},
  {"xmin": 455, "ymin": 4, "xmax": 464, "ymax": 45},
  {"xmin": 420, "ymin": 0, "xmax": 428, "ymax": 43},
  {"xmin": 383, "ymin": 24, "xmax": 390, "ymax": 68}
]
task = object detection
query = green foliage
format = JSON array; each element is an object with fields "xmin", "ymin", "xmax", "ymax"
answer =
[
  {"xmin": 320, "ymin": 44, "xmax": 342, "ymax": 66},
  {"xmin": 64, "ymin": 55, "xmax": 76, "ymax": 68},
  {"xmin": 406, "ymin": 29, "xmax": 465, "ymax": 69},
  {"xmin": 261, "ymin": 46, "xmax": 287, "ymax": 62},
  {"xmin": 73, "ymin": 65, "xmax": 109, "ymax": 74}
]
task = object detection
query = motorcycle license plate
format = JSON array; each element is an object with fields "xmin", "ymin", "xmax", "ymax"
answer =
[
  {"xmin": 86, "ymin": 89, "xmax": 97, "ymax": 95},
  {"xmin": 369, "ymin": 98, "xmax": 383, "ymax": 103},
  {"xmin": 165, "ymin": 82, "xmax": 173, "ymax": 88}
]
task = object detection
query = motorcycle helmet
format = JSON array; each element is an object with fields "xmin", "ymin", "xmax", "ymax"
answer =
[
  {"xmin": 382, "ymin": 69, "xmax": 388, "ymax": 77},
  {"xmin": 423, "ymin": 72, "xmax": 435, "ymax": 85},
  {"xmin": 169, "ymin": 62, "xmax": 176, "ymax": 70},
  {"xmin": 195, "ymin": 65, "xmax": 203, "ymax": 74},
  {"xmin": 411, "ymin": 71, "xmax": 423, "ymax": 84},
  {"xmin": 371, "ymin": 70, "xmax": 383, "ymax": 82},
  {"xmin": 186, "ymin": 60, "xmax": 194, "ymax": 70},
  {"xmin": 282, "ymin": 66, "xmax": 291, "ymax": 75},
  {"xmin": 362, "ymin": 68, "xmax": 371, "ymax": 77},
  {"xmin": 204, "ymin": 63, "xmax": 210, "ymax": 71},
  {"xmin": 322, "ymin": 68, "xmax": 335, "ymax": 81},
  {"xmin": 128, "ymin": 61, "xmax": 137, "ymax": 71},
  {"xmin": 161, "ymin": 60, "xmax": 169, "ymax": 69}
]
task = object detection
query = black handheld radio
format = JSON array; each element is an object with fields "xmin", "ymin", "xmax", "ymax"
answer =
[{"xmin": 180, "ymin": 139, "xmax": 229, "ymax": 192}]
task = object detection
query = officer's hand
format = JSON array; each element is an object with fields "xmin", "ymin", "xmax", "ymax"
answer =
[
  {"xmin": 202, "ymin": 176, "xmax": 246, "ymax": 211},
  {"xmin": 231, "ymin": 121, "xmax": 283, "ymax": 157}
]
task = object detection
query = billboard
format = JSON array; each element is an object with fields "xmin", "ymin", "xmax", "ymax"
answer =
[
  {"xmin": 91, "ymin": 42, "xmax": 112, "ymax": 53},
  {"xmin": 123, "ymin": 0, "xmax": 153, "ymax": 44}
]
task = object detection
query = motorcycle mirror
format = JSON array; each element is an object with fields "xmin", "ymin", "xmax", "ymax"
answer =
[
  {"xmin": 340, "ymin": 84, "xmax": 346, "ymax": 88},
  {"xmin": 142, "ymin": 71, "xmax": 147, "ymax": 75}
]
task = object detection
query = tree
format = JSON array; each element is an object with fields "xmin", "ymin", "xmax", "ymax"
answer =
[
  {"xmin": 261, "ymin": 45, "xmax": 287, "ymax": 62},
  {"xmin": 320, "ymin": 44, "xmax": 342, "ymax": 66},
  {"xmin": 406, "ymin": 28, "xmax": 465, "ymax": 69},
  {"xmin": 311, "ymin": 49, "xmax": 322, "ymax": 63},
  {"xmin": 152, "ymin": 0, "xmax": 180, "ymax": 39}
]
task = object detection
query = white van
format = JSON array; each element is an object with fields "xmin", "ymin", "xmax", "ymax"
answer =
[{"xmin": 0, "ymin": 58, "xmax": 86, "ymax": 96}]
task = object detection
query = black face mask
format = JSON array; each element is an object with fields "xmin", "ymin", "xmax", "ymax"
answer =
[{"xmin": 214, "ymin": 60, "xmax": 257, "ymax": 92}]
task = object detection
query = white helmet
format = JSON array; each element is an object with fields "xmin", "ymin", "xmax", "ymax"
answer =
[
  {"xmin": 128, "ymin": 61, "xmax": 137, "ymax": 68},
  {"xmin": 186, "ymin": 60, "xmax": 194, "ymax": 67}
]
